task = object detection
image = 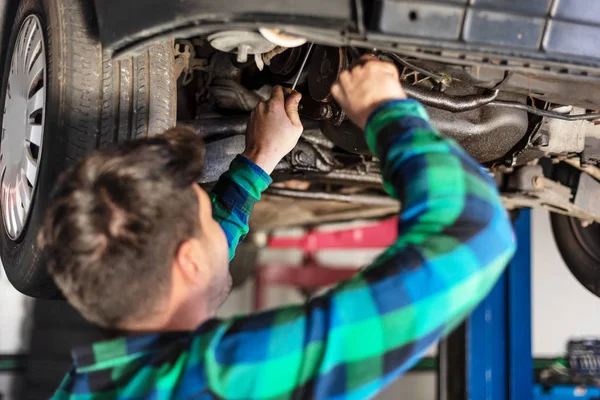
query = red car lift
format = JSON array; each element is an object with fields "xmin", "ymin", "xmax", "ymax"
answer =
[{"xmin": 253, "ymin": 216, "xmax": 398, "ymax": 310}]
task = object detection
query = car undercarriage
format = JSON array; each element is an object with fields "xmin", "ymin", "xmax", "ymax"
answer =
[
  {"xmin": 1, "ymin": 0, "xmax": 599, "ymax": 299},
  {"xmin": 172, "ymin": 34, "xmax": 600, "ymax": 232}
]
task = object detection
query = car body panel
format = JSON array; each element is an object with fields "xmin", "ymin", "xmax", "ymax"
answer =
[
  {"xmin": 368, "ymin": 0, "xmax": 600, "ymax": 64},
  {"xmin": 92, "ymin": 0, "xmax": 600, "ymax": 109},
  {"xmin": 95, "ymin": 0, "xmax": 600, "ymax": 67},
  {"xmin": 92, "ymin": 0, "xmax": 355, "ymax": 57}
]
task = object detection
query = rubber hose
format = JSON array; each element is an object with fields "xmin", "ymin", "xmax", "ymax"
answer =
[{"xmin": 404, "ymin": 85, "xmax": 500, "ymax": 113}]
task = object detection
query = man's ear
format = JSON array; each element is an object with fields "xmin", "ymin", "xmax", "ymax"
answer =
[{"xmin": 173, "ymin": 239, "xmax": 204, "ymax": 286}]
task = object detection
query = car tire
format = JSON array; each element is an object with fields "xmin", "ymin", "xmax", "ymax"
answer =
[
  {"xmin": 551, "ymin": 163, "xmax": 600, "ymax": 298},
  {"xmin": 0, "ymin": 0, "xmax": 176, "ymax": 298}
]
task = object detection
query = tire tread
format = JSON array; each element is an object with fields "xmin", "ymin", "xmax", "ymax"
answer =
[{"xmin": 0, "ymin": 0, "xmax": 175, "ymax": 297}]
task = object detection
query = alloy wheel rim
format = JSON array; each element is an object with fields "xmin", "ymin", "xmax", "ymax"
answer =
[{"xmin": 1, "ymin": 15, "xmax": 46, "ymax": 240}]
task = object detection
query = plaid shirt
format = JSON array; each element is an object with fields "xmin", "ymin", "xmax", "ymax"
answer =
[{"xmin": 53, "ymin": 99, "xmax": 516, "ymax": 399}]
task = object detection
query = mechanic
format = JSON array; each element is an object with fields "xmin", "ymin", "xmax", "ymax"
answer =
[{"xmin": 41, "ymin": 56, "xmax": 516, "ymax": 399}]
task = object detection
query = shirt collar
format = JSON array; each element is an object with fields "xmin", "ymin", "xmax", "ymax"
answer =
[
  {"xmin": 71, "ymin": 331, "xmax": 188, "ymax": 371},
  {"xmin": 71, "ymin": 320, "xmax": 221, "ymax": 372}
]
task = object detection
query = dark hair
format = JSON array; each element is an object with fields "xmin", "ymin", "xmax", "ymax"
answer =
[{"xmin": 38, "ymin": 128, "xmax": 205, "ymax": 328}]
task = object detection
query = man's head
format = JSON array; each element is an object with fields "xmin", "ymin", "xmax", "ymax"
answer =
[{"xmin": 38, "ymin": 129, "xmax": 230, "ymax": 330}]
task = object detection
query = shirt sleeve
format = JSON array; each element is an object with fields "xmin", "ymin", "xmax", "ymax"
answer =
[
  {"xmin": 50, "ymin": 367, "xmax": 76, "ymax": 399},
  {"xmin": 196, "ymin": 100, "xmax": 516, "ymax": 399},
  {"xmin": 209, "ymin": 155, "xmax": 272, "ymax": 260}
]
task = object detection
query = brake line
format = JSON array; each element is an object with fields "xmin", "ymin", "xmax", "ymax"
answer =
[
  {"xmin": 488, "ymin": 102, "xmax": 600, "ymax": 121},
  {"xmin": 385, "ymin": 52, "xmax": 600, "ymax": 121}
]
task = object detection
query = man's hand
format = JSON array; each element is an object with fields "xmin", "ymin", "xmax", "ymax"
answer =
[
  {"xmin": 242, "ymin": 86, "xmax": 303, "ymax": 174},
  {"xmin": 331, "ymin": 56, "xmax": 406, "ymax": 130}
]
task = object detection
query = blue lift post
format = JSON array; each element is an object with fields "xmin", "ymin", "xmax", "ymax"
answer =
[
  {"xmin": 437, "ymin": 210, "xmax": 533, "ymax": 400},
  {"xmin": 438, "ymin": 210, "xmax": 600, "ymax": 399},
  {"xmin": 468, "ymin": 209, "xmax": 533, "ymax": 399},
  {"xmin": 508, "ymin": 210, "xmax": 533, "ymax": 399}
]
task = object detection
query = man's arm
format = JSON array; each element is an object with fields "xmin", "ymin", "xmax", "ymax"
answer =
[
  {"xmin": 210, "ymin": 86, "xmax": 303, "ymax": 260},
  {"xmin": 210, "ymin": 155, "xmax": 272, "ymax": 260},
  {"xmin": 195, "ymin": 61, "xmax": 515, "ymax": 399}
]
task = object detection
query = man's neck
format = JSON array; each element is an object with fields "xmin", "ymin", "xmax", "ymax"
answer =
[{"xmin": 121, "ymin": 295, "xmax": 211, "ymax": 333}]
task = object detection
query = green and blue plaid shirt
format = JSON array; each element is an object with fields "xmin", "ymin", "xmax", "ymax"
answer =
[{"xmin": 53, "ymin": 99, "xmax": 516, "ymax": 399}]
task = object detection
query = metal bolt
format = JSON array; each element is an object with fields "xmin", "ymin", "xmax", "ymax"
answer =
[
  {"xmin": 294, "ymin": 151, "xmax": 309, "ymax": 164},
  {"xmin": 319, "ymin": 105, "xmax": 332, "ymax": 118},
  {"xmin": 532, "ymin": 176, "xmax": 545, "ymax": 189}
]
